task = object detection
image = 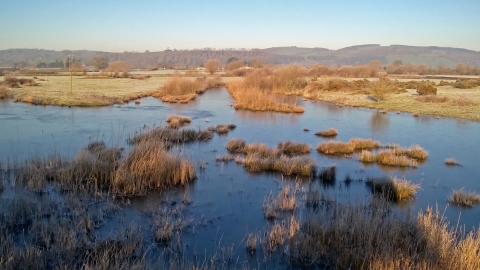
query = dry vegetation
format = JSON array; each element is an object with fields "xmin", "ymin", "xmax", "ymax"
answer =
[
  {"xmin": 448, "ymin": 189, "xmax": 480, "ymax": 207},
  {"xmin": 166, "ymin": 115, "xmax": 191, "ymax": 128},
  {"xmin": 315, "ymin": 128, "xmax": 338, "ymax": 137},
  {"xmin": 152, "ymin": 75, "xmax": 224, "ymax": 103},
  {"xmin": 445, "ymin": 157, "xmax": 461, "ymax": 166},
  {"xmin": 366, "ymin": 176, "xmax": 420, "ymax": 202}
]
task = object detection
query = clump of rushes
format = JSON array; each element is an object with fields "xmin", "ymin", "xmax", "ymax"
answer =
[
  {"xmin": 152, "ymin": 76, "xmax": 201, "ymax": 103},
  {"xmin": 244, "ymin": 143, "xmax": 281, "ymax": 158},
  {"xmin": 359, "ymin": 150, "xmax": 376, "ymax": 163},
  {"xmin": 128, "ymin": 126, "xmax": 213, "ymax": 144},
  {"xmin": 315, "ymin": 128, "xmax": 338, "ymax": 137},
  {"xmin": 113, "ymin": 141, "xmax": 195, "ymax": 195},
  {"xmin": 393, "ymin": 144, "xmax": 429, "ymax": 160},
  {"xmin": 166, "ymin": 115, "xmax": 191, "ymax": 129},
  {"xmin": 226, "ymin": 138, "xmax": 246, "ymax": 153},
  {"xmin": 445, "ymin": 158, "xmax": 461, "ymax": 166},
  {"xmin": 215, "ymin": 124, "xmax": 230, "ymax": 134},
  {"xmin": 448, "ymin": 189, "xmax": 480, "ymax": 207},
  {"xmin": 349, "ymin": 138, "xmax": 381, "ymax": 150},
  {"xmin": 375, "ymin": 150, "xmax": 418, "ymax": 167},
  {"xmin": 317, "ymin": 141, "xmax": 355, "ymax": 155},
  {"xmin": 366, "ymin": 176, "xmax": 420, "ymax": 202},
  {"xmin": 277, "ymin": 141, "xmax": 311, "ymax": 156}
]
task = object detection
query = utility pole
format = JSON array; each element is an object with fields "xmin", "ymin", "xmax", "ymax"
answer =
[{"xmin": 68, "ymin": 55, "xmax": 74, "ymax": 94}]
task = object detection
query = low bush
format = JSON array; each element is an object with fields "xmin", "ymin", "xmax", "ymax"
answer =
[{"xmin": 416, "ymin": 82, "xmax": 437, "ymax": 95}]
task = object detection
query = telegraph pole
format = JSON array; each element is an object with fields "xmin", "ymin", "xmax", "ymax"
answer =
[{"xmin": 68, "ymin": 55, "xmax": 73, "ymax": 94}]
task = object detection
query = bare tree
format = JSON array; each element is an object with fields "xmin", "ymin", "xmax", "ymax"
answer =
[
  {"xmin": 204, "ymin": 59, "xmax": 221, "ymax": 74},
  {"xmin": 92, "ymin": 56, "xmax": 109, "ymax": 70},
  {"xmin": 106, "ymin": 61, "xmax": 129, "ymax": 72}
]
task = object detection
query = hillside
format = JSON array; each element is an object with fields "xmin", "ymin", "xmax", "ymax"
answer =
[{"xmin": 1, "ymin": 44, "xmax": 480, "ymax": 70}]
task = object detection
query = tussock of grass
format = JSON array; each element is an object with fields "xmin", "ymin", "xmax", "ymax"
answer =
[
  {"xmin": 445, "ymin": 157, "xmax": 461, "ymax": 166},
  {"xmin": 366, "ymin": 176, "xmax": 420, "ymax": 202},
  {"xmin": 349, "ymin": 138, "xmax": 381, "ymax": 150},
  {"xmin": 243, "ymin": 143, "xmax": 281, "ymax": 158},
  {"xmin": 166, "ymin": 115, "xmax": 191, "ymax": 128},
  {"xmin": 316, "ymin": 141, "xmax": 355, "ymax": 155},
  {"xmin": 376, "ymin": 150, "xmax": 418, "ymax": 167},
  {"xmin": 359, "ymin": 150, "xmax": 376, "ymax": 163},
  {"xmin": 128, "ymin": 126, "xmax": 213, "ymax": 144},
  {"xmin": 448, "ymin": 189, "xmax": 480, "ymax": 207},
  {"xmin": 246, "ymin": 233, "xmax": 258, "ymax": 254},
  {"xmin": 114, "ymin": 141, "xmax": 195, "ymax": 195},
  {"xmin": 160, "ymin": 93, "xmax": 197, "ymax": 103},
  {"xmin": 152, "ymin": 76, "xmax": 222, "ymax": 104},
  {"xmin": 315, "ymin": 128, "xmax": 338, "ymax": 137},
  {"xmin": 241, "ymin": 153, "xmax": 316, "ymax": 176},
  {"xmin": 226, "ymin": 138, "xmax": 246, "ymax": 154},
  {"xmin": 277, "ymin": 141, "xmax": 311, "ymax": 156},
  {"xmin": 215, "ymin": 124, "xmax": 230, "ymax": 134},
  {"xmin": 392, "ymin": 144, "xmax": 429, "ymax": 160}
]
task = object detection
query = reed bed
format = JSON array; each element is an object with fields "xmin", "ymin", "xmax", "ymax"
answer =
[
  {"xmin": 316, "ymin": 141, "xmax": 355, "ymax": 155},
  {"xmin": 315, "ymin": 128, "xmax": 338, "ymax": 137},
  {"xmin": 448, "ymin": 189, "xmax": 480, "ymax": 207},
  {"xmin": 153, "ymin": 76, "xmax": 223, "ymax": 104},
  {"xmin": 128, "ymin": 126, "xmax": 213, "ymax": 144},
  {"xmin": 277, "ymin": 141, "xmax": 311, "ymax": 156},
  {"xmin": 392, "ymin": 144, "xmax": 429, "ymax": 160},
  {"xmin": 166, "ymin": 115, "xmax": 191, "ymax": 128},
  {"xmin": 226, "ymin": 138, "xmax": 246, "ymax": 154},
  {"xmin": 375, "ymin": 150, "xmax": 418, "ymax": 167},
  {"xmin": 349, "ymin": 138, "xmax": 381, "ymax": 150},
  {"xmin": 113, "ymin": 141, "xmax": 195, "ymax": 195},
  {"xmin": 240, "ymin": 153, "xmax": 316, "ymax": 176},
  {"xmin": 285, "ymin": 198, "xmax": 480, "ymax": 269},
  {"xmin": 366, "ymin": 176, "xmax": 420, "ymax": 202}
]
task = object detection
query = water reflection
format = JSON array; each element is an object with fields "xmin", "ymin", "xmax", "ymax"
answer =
[{"xmin": 369, "ymin": 112, "xmax": 389, "ymax": 132}]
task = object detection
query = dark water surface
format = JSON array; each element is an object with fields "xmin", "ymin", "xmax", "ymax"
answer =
[{"xmin": 1, "ymin": 88, "xmax": 479, "ymax": 266}]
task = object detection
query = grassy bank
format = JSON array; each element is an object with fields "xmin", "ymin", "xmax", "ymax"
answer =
[{"xmin": 1, "ymin": 75, "xmax": 169, "ymax": 106}]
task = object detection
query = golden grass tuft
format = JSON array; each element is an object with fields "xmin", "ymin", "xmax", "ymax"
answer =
[
  {"xmin": 277, "ymin": 141, "xmax": 311, "ymax": 156},
  {"xmin": 448, "ymin": 189, "xmax": 480, "ymax": 207},
  {"xmin": 375, "ymin": 150, "xmax": 418, "ymax": 167},
  {"xmin": 366, "ymin": 176, "xmax": 420, "ymax": 202},
  {"xmin": 226, "ymin": 138, "xmax": 246, "ymax": 153},
  {"xmin": 113, "ymin": 141, "xmax": 195, "ymax": 195},
  {"xmin": 349, "ymin": 138, "xmax": 381, "ymax": 149},
  {"xmin": 445, "ymin": 157, "xmax": 461, "ymax": 166},
  {"xmin": 128, "ymin": 126, "xmax": 213, "ymax": 144},
  {"xmin": 316, "ymin": 141, "xmax": 355, "ymax": 155},
  {"xmin": 359, "ymin": 150, "xmax": 376, "ymax": 163},
  {"xmin": 393, "ymin": 144, "xmax": 429, "ymax": 160},
  {"xmin": 166, "ymin": 115, "xmax": 191, "ymax": 128},
  {"xmin": 315, "ymin": 128, "xmax": 338, "ymax": 137},
  {"xmin": 152, "ymin": 76, "xmax": 204, "ymax": 103}
]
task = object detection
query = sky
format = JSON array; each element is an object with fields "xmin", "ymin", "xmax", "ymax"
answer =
[{"xmin": 1, "ymin": 0, "xmax": 479, "ymax": 52}]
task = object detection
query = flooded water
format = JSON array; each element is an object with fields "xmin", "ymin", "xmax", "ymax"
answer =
[{"xmin": 1, "ymin": 88, "xmax": 480, "ymax": 267}]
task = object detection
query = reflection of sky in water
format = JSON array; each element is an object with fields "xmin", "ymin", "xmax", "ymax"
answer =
[{"xmin": 1, "ymin": 88, "xmax": 480, "ymax": 232}]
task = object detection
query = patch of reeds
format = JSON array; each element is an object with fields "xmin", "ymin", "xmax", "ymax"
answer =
[
  {"xmin": 392, "ymin": 144, "xmax": 429, "ymax": 160},
  {"xmin": 166, "ymin": 115, "xmax": 191, "ymax": 129},
  {"xmin": 113, "ymin": 141, "xmax": 195, "ymax": 195},
  {"xmin": 243, "ymin": 143, "xmax": 281, "ymax": 158},
  {"xmin": 241, "ymin": 153, "xmax": 316, "ymax": 176},
  {"xmin": 366, "ymin": 176, "xmax": 420, "ymax": 202},
  {"xmin": 246, "ymin": 232, "xmax": 259, "ymax": 254},
  {"xmin": 152, "ymin": 76, "xmax": 201, "ymax": 103},
  {"xmin": 359, "ymin": 150, "xmax": 376, "ymax": 163},
  {"xmin": 286, "ymin": 198, "xmax": 480, "ymax": 269},
  {"xmin": 416, "ymin": 95, "xmax": 449, "ymax": 103},
  {"xmin": 1, "ymin": 76, "xmax": 37, "ymax": 88},
  {"xmin": 316, "ymin": 141, "xmax": 355, "ymax": 155},
  {"xmin": 375, "ymin": 150, "xmax": 418, "ymax": 167},
  {"xmin": 0, "ymin": 86, "xmax": 11, "ymax": 99},
  {"xmin": 445, "ymin": 157, "xmax": 461, "ymax": 166},
  {"xmin": 315, "ymin": 128, "xmax": 338, "ymax": 137},
  {"xmin": 226, "ymin": 138, "xmax": 246, "ymax": 154},
  {"xmin": 215, "ymin": 124, "xmax": 230, "ymax": 134},
  {"xmin": 448, "ymin": 189, "xmax": 480, "ymax": 207},
  {"xmin": 277, "ymin": 141, "xmax": 311, "ymax": 156},
  {"xmin": 128, "ymin": 126, "xmax": 213, "ymax": 144},
  {"xmin": 349, "ymin": 138, "xmax": 381, "ymax": 150}
]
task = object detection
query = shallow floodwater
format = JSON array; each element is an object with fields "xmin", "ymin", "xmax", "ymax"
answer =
[{"xmin": 1, "ymin": 88, "xmax": 480, "ymax": 266}]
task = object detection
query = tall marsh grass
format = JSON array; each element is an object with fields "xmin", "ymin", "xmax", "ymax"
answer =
[{"xmin": 366, "ymin": 176, "xmax": 420, "ymax": 202}]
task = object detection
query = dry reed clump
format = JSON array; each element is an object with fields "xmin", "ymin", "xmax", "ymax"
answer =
[
  {"xmin": 287, "ymin": 198, "xmax": 480, "ymax": 269},
  {"xmin": 152, "ymin": 76, "xmax": 201, "ymax": 103},
  {"xmin": 349, "ymin": 138, "xmax": 381, "ymax": 150},
  {"xmin": 215, "ymin": 124, "xmax": 230, "ymax": 134},
  {"xmin": 227, "ymin": 81, "xmax": 305, "ymax": 113},
  {"xmin": 113, "ymin": 141, "xmax": 195, "ymax": 195},
  {"xmin": 226, "ymin": 138, "xmax": 246, "ymax": 154},
  {"xmin": 451, "ymin": 95, "xmax": 476, "ymax": 106},
  {"xmin": 448, "ymin": 189, "xmax": 480, "ymax": 207},
  {"xmin": 452, "ymin": 79, "xmax": 480, "ymax": 89},
  {"xmin": 197, "ymin": 76, "xmax": 225, "ymax": 90},
  {"xmin": 0, "ymin": 86, "xmax": 11, "ymax": 99},
  {"xmin": 277, "ymin": 141, "xmax": 311, "ymax": 156},
  {"xmin": 128, "ymin": 126, "xmax": 213, "ymax": 144},
  {"xmin": 166, "ymin": 115, "xmax": 191, "ymax": 129},
  {"xmin": 242, "ymin": 153, "xmax": 316, "ymax": 176},
  {"xmin": 375, "ymin": 150, "xmax": 418, "ymax": 167},
  {"xmin": 416, "ymin": 82, "xmax": 437, "ymax": 95},
  {"xmin": 359, "ymin": 150, "xmax": 376, "ymax": 163},
  {"xmin": 366, "ymin": 176, "xmax": 420, "ymax": 202},
  {"xmin": 445, "ymin": 158, "xmax": 460, "ymax": 166},
  {"xmin": 315, "ymin": 128, "xmax": 338, "ymax": 137},
  {"xmin": 392, "ymin": 144, "xmax": 429, "ymax": 160},
  {"xmin": 316, "ymin": 141, "xmax": 355, "ymax": 155},
  {"xmin": 243, "ymin": 143, "xmax": 281, "ymax": 158},
  {"xmin": 1, "ymin": 76, "xmax": 37, "ymax": 88},
  {"xmin": 265, "ymin": 221, "xmax": 287, "ymax": 253},
  {"xmin": 368, "ymin": 77, "xmax": 399, "ymax": 100},
  {"xmin": 246, "ymin": 232, "xmax": 259, "ymax": 254}
]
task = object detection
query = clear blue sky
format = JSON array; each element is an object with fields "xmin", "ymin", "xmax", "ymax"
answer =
[{"xmin": 1, "ymin": 0, "xmax": 479, "ymax": 52}]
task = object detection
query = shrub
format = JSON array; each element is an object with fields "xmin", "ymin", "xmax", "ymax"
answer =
[
  {"xmin": 369, "ymin": 78, "xmax": 398, "ymax": 100},
  {"xmin": 416, "ymin": 82, "xmax": 437, "ymax": 95}
]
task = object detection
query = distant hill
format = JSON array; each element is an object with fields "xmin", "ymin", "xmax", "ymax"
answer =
[{"xmin": 1, "ymin": 44, "xmax": 479, "ymax": 70}]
